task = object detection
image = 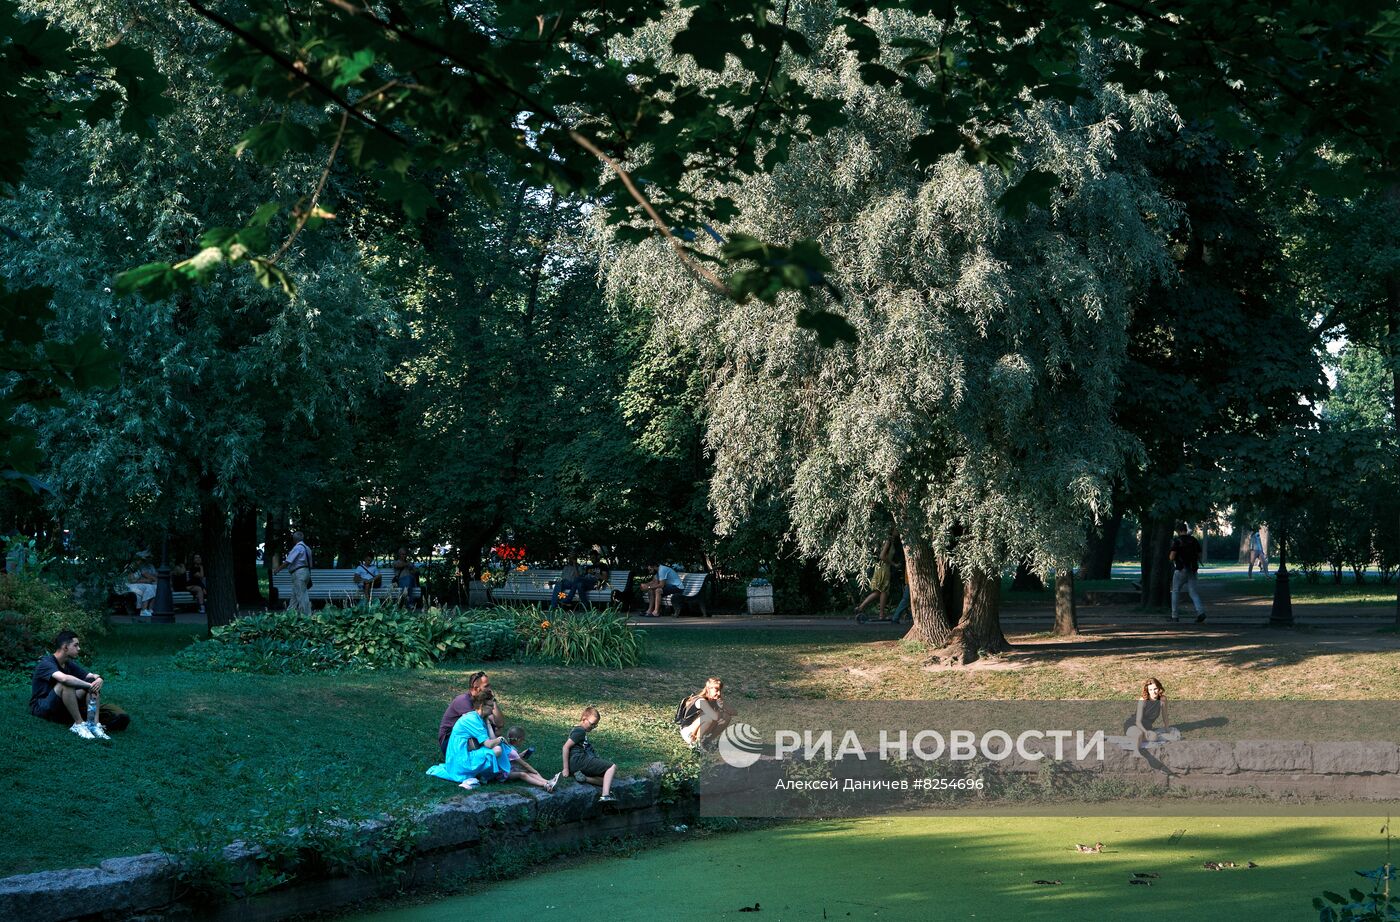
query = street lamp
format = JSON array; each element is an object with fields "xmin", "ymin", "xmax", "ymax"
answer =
[
  {"xmin": 152, "ymin": 534, "xmax": 175, "ymax": 624},
  {"xmin": 1269, "ymin": 517, "xmax": 1293, "ymax": 627}
]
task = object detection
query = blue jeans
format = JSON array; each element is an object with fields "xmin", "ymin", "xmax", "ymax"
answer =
[
  {"xmin": 890, "ymin": 584, "xmax": 910, "ymax": 621},
  {"xmin": 550, "ymin": 577, "xmax": 598, "ymax": 610},
  {"xmin": 1171, "ymin": 570, "xmax": 1204, "ymax": 617}
]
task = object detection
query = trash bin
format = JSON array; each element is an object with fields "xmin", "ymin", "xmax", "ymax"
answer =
[{"xmin": 746, "ymin": 581, "xmax": 774, "ymax": 615}]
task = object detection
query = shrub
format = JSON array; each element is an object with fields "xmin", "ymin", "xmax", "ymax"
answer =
[
  {"xmin": 516, "ymin": 607, "xmax": 644, "ymax": 668},
  {"xmin": 177, "ymin": 601, "xmax": 645, "ymax": 673},
  {"xmin": 0, "ymin": 570, "xmax": 107, "ymax": 671},
  {"xmin": 176, "ymin": 602, "xmax": 518, "ymax": 674}
]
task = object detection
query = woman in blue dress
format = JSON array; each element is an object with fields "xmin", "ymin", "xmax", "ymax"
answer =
[{"xmin": 428, "ymin": 691, "xmax": 558, "ymax": 791}]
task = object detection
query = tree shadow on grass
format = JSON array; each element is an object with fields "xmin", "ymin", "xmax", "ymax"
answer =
[{"xmin": 1001, "ymin": 627, "xmax": 1400, "ymax": 673}]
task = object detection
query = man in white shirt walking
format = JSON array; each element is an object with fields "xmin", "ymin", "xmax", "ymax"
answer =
[{"xmin": 274, "ymin": 531, "xmax": 314, "ymax": 615}]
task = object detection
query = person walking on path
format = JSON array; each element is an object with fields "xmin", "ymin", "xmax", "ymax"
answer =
[
  {"xmin": 1169, "ymin": 523, "xmax": 1206, "ymax": 624},
  {"xmin": 1247, "ymin": 529, "xmax": 1269, "ymax": 578},
  {"xmin": 274, "ymin": 530, "xmax": 313, "ymax": 615},
  {"xmin": 854, "ymin": 538, "xmax": 894, "ymax": 620}
]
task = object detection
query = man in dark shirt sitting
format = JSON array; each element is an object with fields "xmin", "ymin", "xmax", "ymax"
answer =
[
  {"xmin": 1168, "ymin": 522, "xmax": 1207, "ymax": 624},
  {"xmin": 437, "ymin": 671, "xmax": 535, "ymax": 762},
  {"xmin": 30, "ymin": 630, "xmax": 109, "ymax": 739}
]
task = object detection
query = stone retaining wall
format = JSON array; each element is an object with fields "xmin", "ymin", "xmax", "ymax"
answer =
[
  {"xmin": 0, "ymin": 764, "xmax": 697, "ymax": 922},
  {"xmin": 698, "ymin": 740, "xmax": 1400, "ymax": 815}
]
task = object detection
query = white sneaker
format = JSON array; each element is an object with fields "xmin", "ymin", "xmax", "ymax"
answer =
[
  {"xmin": 90, "ymin": 724, "xmax": 112, "ymax": 740},
  {"xmin": 70, "ymin": 723, "xmax": 95, "ymax": 739},
  {"xmin": 459, "ymin": 778, "xmax": 480, "ymax": 790}
]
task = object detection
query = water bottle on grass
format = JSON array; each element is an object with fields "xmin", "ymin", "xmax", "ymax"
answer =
[{"xmin": 86, "ymin": 696, "xmax": 98, "ymax": 730}]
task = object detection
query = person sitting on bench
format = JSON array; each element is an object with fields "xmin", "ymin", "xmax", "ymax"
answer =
[
  {"xmin": 641, "ymin": 559, "xmax": 683, "ymax": 617},
  {"xmin": 353, "ymin": 553, "xmax": 381, "ymax": 601}
]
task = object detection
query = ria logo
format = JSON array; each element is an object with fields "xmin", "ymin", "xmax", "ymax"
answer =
[{"xmin": 717, "ymin": 722, "xmax": 764, "ymax": 768}]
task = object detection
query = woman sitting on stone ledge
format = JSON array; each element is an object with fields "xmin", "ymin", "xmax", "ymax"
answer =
[
  {"xmin": 1120, "ymin": 677, "xmax": 1180, "ymax": 755},
  {"xmin": 428, "ymin": 692, "xmax": 558, "ymax": 792}
]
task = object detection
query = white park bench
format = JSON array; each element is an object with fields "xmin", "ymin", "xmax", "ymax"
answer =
[
  {"xmin": 489, "ymin": 569, "xmax": 631, "ymax": 607},
  {"xmin": 270, "ymin": 566, "xmax": 423, "ymax": 607}
]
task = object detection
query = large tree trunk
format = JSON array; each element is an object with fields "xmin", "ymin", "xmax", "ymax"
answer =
[
  {"xmin": 1140, "ymin": 516, "xmax": 1174, "ymax": 609},
  {"xmin": 449, "ymin": 517, "xmax": 503, "ymax": 605},
  {"xmin": 200, "ymin": 480, "xmax": 238, "ymax": 628},
  {"xmin": 939, "ymin": 566, "xmax": 1008, "ymax": 665},
  {"xmin": 231, "ymin": 505, "xmax": 263, "ymax": 607},
  {"xmin": 1389, "ymin": 235, "xmax": 1400, "ymax": 625},
  {"xmin": 902, "ymin": 532, "xmax": 953, "ymax": 648},
  {"xmin": 1054, "ymin": 572, "xmax": 1078, "ymax": 635},
  {"xmin": 1079, "ymin": 507, "xmax": 1124, "ymax": 580}
]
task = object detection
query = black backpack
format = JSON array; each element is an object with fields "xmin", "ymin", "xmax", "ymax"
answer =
[{"xmin": 674, "ymin": 694, "xmax": 702, "ymax": 727}]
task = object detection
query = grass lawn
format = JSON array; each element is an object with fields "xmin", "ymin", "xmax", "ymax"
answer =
[
  {"xmin": 6, "ymin": 621, "xmax": 1400, "ymax": 877},
  {"xmin": 1216, "ymin": 576, "xmax": 1400, "ymax": 607},
  {"xmin": 338, "ymin": 815, "xmax": 1391, "ymax": 922}
]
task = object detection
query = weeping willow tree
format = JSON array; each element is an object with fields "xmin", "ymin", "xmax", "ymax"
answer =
[{"xmin": 602, "ymin": 5, "xmax": 1178, "ymax": 663}]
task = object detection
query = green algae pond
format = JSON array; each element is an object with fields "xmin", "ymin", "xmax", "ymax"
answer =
[{"xmin": 338, "ymin": 814, "xmax": 1390, "ymax": 921}]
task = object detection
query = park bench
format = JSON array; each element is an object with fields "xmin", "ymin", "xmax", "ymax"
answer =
[
  {"xmin": 270, "ymin": 567, "xmax": 423, "ymax": 607},
  {"xmin": 660, "ymin": 571, "xmax": 711, "ymax": 617},
  {"xmin": 489, "ymin": 569, "xmax": 631, "ymax": 607}
]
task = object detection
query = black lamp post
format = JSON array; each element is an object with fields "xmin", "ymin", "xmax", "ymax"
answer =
[{"xmin": 152, "ymin": 534, "xmax": 175, "ymax": 624}]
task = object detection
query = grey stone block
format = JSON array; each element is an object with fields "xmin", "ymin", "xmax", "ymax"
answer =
[
  {"xmin": 415, "ymin": 800, "xmax": 482, "ymax": 852},
  {"xmin": 1160, "ymin": 741, "xmax": 1238, "ymax": 774},
  {"xmin": 0, "ymin": 852, "xmax": 176, "ymax": 922},
  {"xmin": 1311, "ymin": 742, "xmax": 1400, "ymax": 775},
  {"xmin": 1100, "ymin": 745, "xmax": 1162, "ymax": 774},
  {"xmin": 1234, "ymin": 741, "xmax": 1312, "ymax": 773}
]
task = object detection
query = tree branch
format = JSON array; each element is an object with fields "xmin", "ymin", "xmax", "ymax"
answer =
[
  {"xmin": 270, "ymin": 108, "xmax": 348, "ymax": 264},
  {"xmin": 183, "ymin": 0, "xmax": 408, "ymax": 147},
  {"xmin": 569, "ymin": 130, "xmax": 732, "ymax": 299}
]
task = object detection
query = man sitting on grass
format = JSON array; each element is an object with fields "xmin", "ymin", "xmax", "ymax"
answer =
[
  {"xmin": 30, "ymin": 630, "xmax": 109, "ymax": 740},
  {"xmin": 563, "ymin": 706, "xmax": 616, "ymax": 803}
]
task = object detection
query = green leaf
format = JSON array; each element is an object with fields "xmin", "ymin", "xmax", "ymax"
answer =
[
  {"xmin": 248, "ymin": 202, "xmax": 282, "ymax": 228},
  {"xmin": 909, "ymin": 124, "xmax": 965, "ymax": 168},
  {"xmin": 378, "ymin": 172, "xmax": 437, "ymax": 220},
  {"xmin": 235, "ymin": 122, "xmax": 317, "ymax": 163},
  {"xmin": 797, "ymin": 308, "xmax": 857, "ymax": 346},
  {"xmin": 114, "ymin": 262, "xmax": 180, "ymax": 300},
  {"xmin": 250, "ymin": 259, "xmax": 296, "ymax": 296},
  {"xmin": 997, "ymin": 169, "xmax": 1059, "ymax": 218},
  {"xmin": 333, "ymin": 49, "xmax": 375, "ymax": 89}
]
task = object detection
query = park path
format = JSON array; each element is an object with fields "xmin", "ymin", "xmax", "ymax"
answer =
[{"xmin": 108, "ymin": 572, "xmax": 1396, "ymax": 632}]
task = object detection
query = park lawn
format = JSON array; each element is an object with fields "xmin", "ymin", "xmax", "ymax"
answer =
[
  {"xmin": 339, "ymin": 814, "xmax": 1392, "ymax": 922},
  {"xmin": 1217, "ymin": 575, "xmax": 1400, "ymax": 606},
  {"xmin": 7, "ymin": 622, "xmax": 1400, "ymax": 876}
]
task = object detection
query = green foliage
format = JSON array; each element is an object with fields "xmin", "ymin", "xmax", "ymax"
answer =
[
  {"xmin": 516, "ymin": 607, "xmax": 646, "ymax": 669},
  {"xmin": 175, "ymin": 601, "xmax": 643, "ymax": 673},
  {"xmin": 0, "ymin": 569, "xmax": 106, "ymax": 671},
  {"xmin": 0, "ymin": 0, "xmax": 170, "ymax": 484},
  {"xmin": 1311, "ymin": 824, "xmax": 1399, "ymax": 921},
  {"xmin": 175, "ymin": 603, "xmax": 518, "ymax": 673}
]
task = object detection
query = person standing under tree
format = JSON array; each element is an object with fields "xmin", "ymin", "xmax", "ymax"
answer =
[
  {"xmin": 392, "ymin": 546, "xmax": 418, "ymax": 607},
  {"xmin": 1169, "ymin": 523, "xmax": 1206, "ymax": 624},
  {"xmin": 273, "ymin": 530, "xmax": 313, "ymax": 615}
]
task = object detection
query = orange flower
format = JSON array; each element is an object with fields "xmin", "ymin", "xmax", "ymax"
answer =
[
  {"xmin": 541, "ymin": 620, "xmax": 551, "ymax": 629},
  {"xmin": 480, "ymin": 574, "xmax": 490, "ymax": 582},
  {"xmin": 516, "ymin": 564, "xmax": 528, "ymax": 571},
  {"xmin": 556, "ymin": 591, "xmax": 567, "ymax": 599}
]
